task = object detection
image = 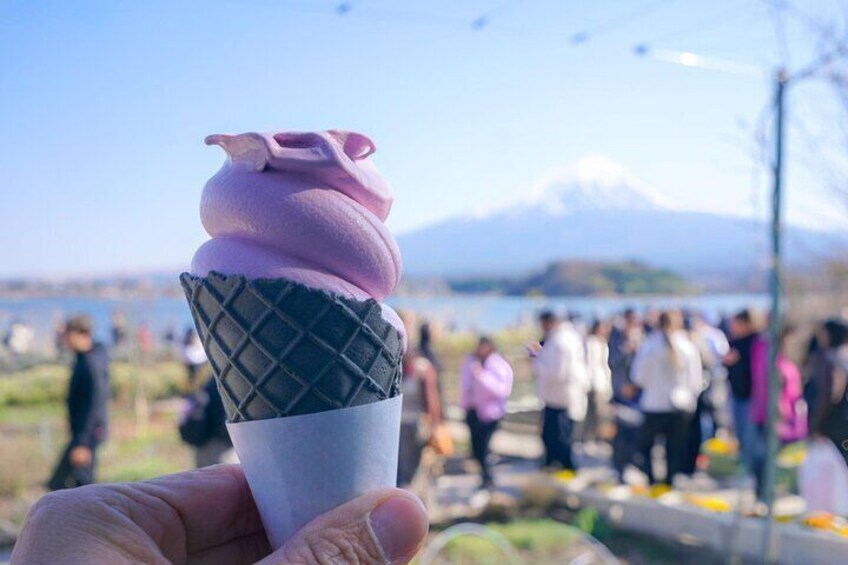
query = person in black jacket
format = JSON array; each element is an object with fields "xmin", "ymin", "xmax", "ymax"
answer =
[
  {"xmin": 48, "ymin": 315, "xmax": 109, "ymax": 490},
  {"xmin": 609, "ymin": 309, "xmax": 652, "ymax": 482},
  {"xmin": 722, "ymin": 309, "xmax": 758, "ymax": 475}
]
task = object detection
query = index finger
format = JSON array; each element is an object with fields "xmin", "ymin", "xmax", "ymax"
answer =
[{"xmin": 125, "ymin": 464, "xmax": 265, "ymax": 555}]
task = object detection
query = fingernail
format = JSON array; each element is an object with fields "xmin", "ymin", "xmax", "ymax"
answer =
[{"xmin": 369, "ymin": 494, "xmax": 428, "ymax": 561}]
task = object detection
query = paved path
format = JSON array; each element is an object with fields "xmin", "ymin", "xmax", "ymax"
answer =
[{"xmin": 424, "ymin": 421, "xmax": 848, "ymax": 564}]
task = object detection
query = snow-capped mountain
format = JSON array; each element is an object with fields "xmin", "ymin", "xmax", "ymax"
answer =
[
  {"xmin": 520, "ymin": 154, "xmax": 671, "ymax": 215},
  {"xmin": 398, "ymin": 155, "xmax": 844, "ymax": 284}
]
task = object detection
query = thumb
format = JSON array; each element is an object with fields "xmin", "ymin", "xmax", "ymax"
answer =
[{"xmin": 258, "ymin": 489, "xmax": 428, "ymax": 565}]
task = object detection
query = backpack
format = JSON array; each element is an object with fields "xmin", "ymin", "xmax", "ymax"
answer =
[{"xmin": 178, "ymin": 388, "xmax": 214, "ymax": 447}]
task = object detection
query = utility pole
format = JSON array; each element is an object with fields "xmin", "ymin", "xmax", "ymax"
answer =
[
  {"xmin": 760, "ymin": 68, "xmax": 788, "ymax": 565},
  {"xmin": 635, "ymin": 42, "xmax": 846, "ymax": 564}
]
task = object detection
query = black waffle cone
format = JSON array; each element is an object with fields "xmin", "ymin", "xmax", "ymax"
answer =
[{"xmin": 180, "ymin": 271, "xmax": 403, "ymax": 423}]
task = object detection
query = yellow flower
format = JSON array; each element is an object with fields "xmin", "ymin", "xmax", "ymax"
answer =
[
  {"xmin": 649, "ymin": 483, "xmax": 671, "ymax": 498},
  {"xmin": 553, "ymin": 469, "xmax": 576, "ymax": 482},
  {"xmin": 802, "ymin": 512, "xmax": 834, "ymax": 530},
  {"xmin": 631, "ymin": 485, "xmax": 649, "ymax": 497},
  {"xmin": 776, "ymin": 442, "xmax": 806, "ymax": 468},
  {"xmin": 685, "ymin": 494, "xmax": 731, "ymax": 512},
  {"xmin": 702, "ymin": 437, "xmax": 737, "ymax": 456}
]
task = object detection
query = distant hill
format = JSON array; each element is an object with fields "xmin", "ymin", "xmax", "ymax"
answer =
[
  {"xmin": 397, "ymin": 155, "xmax": 846, "ymax": 291},
  {"xmin": 449, "ymin": 260, "xmax": 690, "ymax": 296}
]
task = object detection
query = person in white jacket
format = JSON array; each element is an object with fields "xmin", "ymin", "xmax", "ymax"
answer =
[
  {"xmin": 631, "ymin": 310, "xmax": 703, "ymax": 484},
  {"xmin": 529, "ymin": 311, "xmax": 589, "ymax": 470}
]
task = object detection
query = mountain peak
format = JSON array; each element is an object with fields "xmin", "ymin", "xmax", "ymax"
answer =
[
  {"xmin": 566, "ymin": 154, "xmax": 643, "ymax": 187},
  {"xmin": 526, "ymin": 154, "xmax": 672, "ymax": 215}
]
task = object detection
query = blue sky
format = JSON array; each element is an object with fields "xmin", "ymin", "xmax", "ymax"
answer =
[{"xmin": 2, "ymin": 0, "xmax": 846, "ymax": 277}]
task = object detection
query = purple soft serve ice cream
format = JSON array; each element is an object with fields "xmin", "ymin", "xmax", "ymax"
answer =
[{"xmin": 191, "ymin": 130, "xmax": 404, "ymax": 333}]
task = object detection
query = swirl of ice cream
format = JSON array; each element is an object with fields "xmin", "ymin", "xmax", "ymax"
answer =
[{"xmin": 191, "ymin": 131, "xmax": 401, "ymax": 302}]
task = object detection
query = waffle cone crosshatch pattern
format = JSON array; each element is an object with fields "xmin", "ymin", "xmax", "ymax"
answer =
[{"xmin": 180, "ymin": 271, "xmax": 404, "ymax": 422}]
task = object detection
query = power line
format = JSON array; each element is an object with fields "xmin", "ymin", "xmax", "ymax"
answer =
[
  {"xmin": 235, "ymin": 0, "xmax": 469, "ymax": 29},
  {"xmin": 569, "ymin": 0, "xmax": 678, "ymax": 46},
  {"xmin": 332, "ymin": 2, "xmax": 467, "ymax": 28},
  {"xmin": 238, "ymin": 0, "xmax": 688, "ymax": 48},
  {"xmin": 470, "ymin": 0, "xmax": 528, "ymax": 31}
]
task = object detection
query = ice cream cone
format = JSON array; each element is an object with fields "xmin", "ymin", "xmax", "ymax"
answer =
[
  {"xmin": 180, "ymin": 271, "xmax": 403, "ymax": 422},
  {"xmin": 181, "ymin": 129, "xmax": 406, "ymax": 549}
]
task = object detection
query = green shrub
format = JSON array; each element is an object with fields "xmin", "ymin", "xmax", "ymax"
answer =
[
  {"xmin": 0, "ymin": 365, "xmax": 67, "ymax": 406},
  {"xmin": 0, "ymin": 362, "xmax": 187, "ymax": 408}
]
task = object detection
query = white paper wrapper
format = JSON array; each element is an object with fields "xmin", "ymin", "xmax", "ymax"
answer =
[{"xmin": 227, "ymin": 395, "xmax": 402, "ymax": 549}]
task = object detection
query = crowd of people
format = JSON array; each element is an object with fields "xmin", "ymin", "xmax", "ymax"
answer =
[
  {"xmin": 392, "ymin": 306, "xmax": 848, "ymax": 509},
  {"xmin": 38, "ymin": 304, "xmax": 848, "ymax": 512}
]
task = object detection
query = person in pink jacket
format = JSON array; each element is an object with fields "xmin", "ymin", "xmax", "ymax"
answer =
[
  {"xmin": 750, "ymin": 324, "xmax": 807, "ymax": 499},
  {"xmin": 460, "ymin": 336, "xmax": 514, "ymax": 489}
]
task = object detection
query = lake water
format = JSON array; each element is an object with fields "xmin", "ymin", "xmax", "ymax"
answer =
[{"xmin": 0, "ymin": 292, "xmax": 768, "ymax": 351}]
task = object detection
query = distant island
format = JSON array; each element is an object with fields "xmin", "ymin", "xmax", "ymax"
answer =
[
  {"xmin": 0, "ymin": 260, "xmax": 691, "ymax": 299},
  {"xmin": 447, "ymin": 260, "xmax": 692, "ymax": 296}
]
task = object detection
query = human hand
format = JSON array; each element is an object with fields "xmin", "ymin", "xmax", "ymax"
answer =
[
  {"xmin": 525, "ymin": 342, "xmax": 542, "ymax": 355},
  {"xmin": 68, "ymin": 445, "xmax": 92, "ymax": 467},
  {"xmin": 722, "ymin": 349, "xmax": 740, "ymax": 366},
  {"xmin": 12, "ymin": 464, "xmax": 428, "ymax": 565}
]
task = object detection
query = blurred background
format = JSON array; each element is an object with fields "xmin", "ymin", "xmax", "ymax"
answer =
[{"xmin": 2, "ymin": 1, "xmax": 848, "ymax": 563}]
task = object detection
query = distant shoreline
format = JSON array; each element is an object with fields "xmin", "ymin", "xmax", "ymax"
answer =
[{"xmin": 0, "ymin": 287, "xmax": 713, "ymax": 302}]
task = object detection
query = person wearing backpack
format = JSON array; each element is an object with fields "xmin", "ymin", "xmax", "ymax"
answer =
[{"xmin": 179, "ymin": 377, "xmax": 237, "ymax": 467}]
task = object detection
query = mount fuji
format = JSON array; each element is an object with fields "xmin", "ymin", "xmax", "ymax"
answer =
[{"xmin": 397, "ymin": 155, "xmax": 844, "ymax": 288}]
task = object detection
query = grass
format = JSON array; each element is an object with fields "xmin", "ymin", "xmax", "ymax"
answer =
[
  {"xmin": 0, "ymin": 386, "xmax": 194, "ymax": 532},
  {"xmin": 0, "ymin": 361, "xmax": 189, "ymax": 407},
  {"xmin": 422, "ymin": 516, "xmax": 728, "ymax": 565},
  {"xmin": 423, "ymin": 517, "xmax": 719, "ymax": 564},
  {"xmin": 421, "ymin": 519, "xmax": 587, "ymax": 564},
  {"xmin": 0, "ymin": 404, "xmax": 63, "ymax": 425},
  {"xmin": 488, "ymin": 519, "xmax": 582, "ymax": 550}
]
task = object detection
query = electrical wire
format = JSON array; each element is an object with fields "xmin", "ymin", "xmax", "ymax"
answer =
[
  {"xmin": 470, "ymin": 0, "xmax": 528, "ymax": 31},
  {"xmin": 569, "ymin": 0, "xmax": 678, "ymax": 46},
  {"xmin": 235, "ymin": 0, "xmax": 469, "ymax": 29}
]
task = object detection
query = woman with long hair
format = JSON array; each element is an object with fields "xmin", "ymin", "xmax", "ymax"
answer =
[
  {"xmin": 807, "ymin": 318, "xmax": 848, "ymax": 466},
  {"xmin": 632, "ymin": 310, "xmax": 703, "ymax": 484}
]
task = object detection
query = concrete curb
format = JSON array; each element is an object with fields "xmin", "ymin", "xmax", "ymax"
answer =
[{"xmin": 551, "ymin": 478, "xmax": 848, "ymax": 564}]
